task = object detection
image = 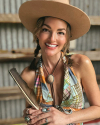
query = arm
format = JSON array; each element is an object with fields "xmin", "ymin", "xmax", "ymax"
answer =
[{"xmin": 67, "ymin": 55, "xmax": 100, "ymax": 124}]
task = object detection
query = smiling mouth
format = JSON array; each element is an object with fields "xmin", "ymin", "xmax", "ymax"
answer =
[{"xmin": 45, "ymin": 43, "xmax": 58, "ymax": 48}]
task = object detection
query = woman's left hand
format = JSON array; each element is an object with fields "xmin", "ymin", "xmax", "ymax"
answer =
[{"xmin": 28, "ymin": 107, "xmax": 69, "ymax": 125}]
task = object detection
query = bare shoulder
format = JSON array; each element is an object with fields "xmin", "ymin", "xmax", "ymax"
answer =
[
  {"xmin": 20, "ymin": 66, "xmax": 36, "ymax": 89},
  {"xmin": 71, "ymin": 54, "xmax": 95, "ymax": 79},
  {"xmin": 71, "ymin": 54, "xmax": 92, "ymax": 68}
]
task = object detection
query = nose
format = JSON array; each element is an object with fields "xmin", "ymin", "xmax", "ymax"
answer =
[{"xmin": 49, "ymin": 32, "xmax": 56, "ymax": 42}]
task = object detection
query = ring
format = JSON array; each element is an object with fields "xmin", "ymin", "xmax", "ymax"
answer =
[
  {"xmin": 42, "ymin": 107, "xmax": 50, "ymax": 113},
  {"xmin": 25, "ymin": 115, "xmax": 31, "ymax": 122},
  {"xmin": 26, "ymin": 108, "xmax": 30, "ymax": 114},
  {"xmin": 45, "ymin": 118, "xmax": 48, "ymax": 123}
]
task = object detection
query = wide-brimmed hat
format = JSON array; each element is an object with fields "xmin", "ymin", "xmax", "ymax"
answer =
[{"xmin": 19, "ymin": 0, "xmax": 90, "ymax": 40}]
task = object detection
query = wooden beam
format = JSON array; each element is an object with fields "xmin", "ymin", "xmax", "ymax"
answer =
[
  {"xmin": 0, "ymin": 51, "xmax": 100, "ymax": 62},
  {"xmin": 0, "ymin": 117, "xmax": 26, "ymax": 124},
  {"xmin": 0, "ymin": 94, "xmax": 24, "ymax": 101},
  {"xmin": 89, "ymin": 16, "xmax": 100, "ymax": 25},
  {"xmin": 0, "ymin": 86, "xmax": 24, "ymax": 101},
  {"xmin": 0, "ymin": 14, "xmax": 100, "ymax": 25},
  {"xmin": 0, "ymin": 86, "xmax": 21, "ymax": 94},
  {"xmin": 0, "ymin": 14, "xmax": 21, "ymax": 23},
  {"xmin": 0, "ymin": 52, "xmax": 34, "ymax": 62}
]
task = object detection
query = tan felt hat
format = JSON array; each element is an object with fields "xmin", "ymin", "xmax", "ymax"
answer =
[{"xmin": 19, "ymin": 0, "xmax": 90, "ymax": 40}]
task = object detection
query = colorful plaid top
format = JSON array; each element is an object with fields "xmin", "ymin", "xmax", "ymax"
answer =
[{"xmin": 34, "ymin": 54, "xmax": 84, "ymax": 125}]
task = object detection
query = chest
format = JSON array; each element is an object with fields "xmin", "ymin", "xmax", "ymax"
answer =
[{"xmin": 43, "ymin": 64, "xmax": 64, "ymax": 105}]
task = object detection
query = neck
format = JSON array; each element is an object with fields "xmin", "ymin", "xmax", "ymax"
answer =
[{"xmin": 41, "ymin": 51, "xmax": 62, "ymax": 70}]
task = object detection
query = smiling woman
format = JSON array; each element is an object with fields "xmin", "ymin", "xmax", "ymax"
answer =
[
  {"xmin": 29, "ymin": 16, "xmax": 71, "ymax": 70},
  {"xmin": 37, "ymin": 17, "xmax": 68, "ymax": 56},
  {"xmin": 19, "ymin": 0, "xmax": 100, "ymax": 125}
]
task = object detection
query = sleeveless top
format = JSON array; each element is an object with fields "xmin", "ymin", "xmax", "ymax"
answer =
[{"xmin": 34, "ymin": 54, "xmax": 84, "ymax": 125}]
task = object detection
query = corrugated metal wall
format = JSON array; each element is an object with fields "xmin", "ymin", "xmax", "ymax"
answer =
[
  {"xmin": 0, "ymin": 0, "xmax": 100, "ymax": 51},
  {"xmin": 70, "ymin": 0, "xmax": 100, "ymax": 51},
  {"xmin": 0, "ymin": 0, "xmax": 100, "ymax": 120}
]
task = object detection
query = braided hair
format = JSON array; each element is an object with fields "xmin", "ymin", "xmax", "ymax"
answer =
[{"xmin": 29, "ymin": 39, "xmax": 41, "ymax": 70}]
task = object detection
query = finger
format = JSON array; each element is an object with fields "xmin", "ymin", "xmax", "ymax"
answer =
[
  {"xmin": 24, "ymin": 107, "xmax": 52, "ymax": 124},
  {"xmin": 31, "ymin": 116, "xmax": 52, "ymax": 125},
  {"xmin": 35, "ymin": 111, "xmax": 51, "ymax": 121},
  {"xmin": 24, "ymin": 111, "xmax": 43, "ymax": 124},
  {"xmin": 23, "ymin": 110, "xmax": 43, "ymax": 124},
  {"xmin": 30, "ymin": 108, "xmax": 42, "ymax": 117},
  {"xmin": 23, "ymin": 108, "xmax": 30, "ymax": 115},
  {"xmin": 24, "ymin": 107, "xmax": 37, "ymax": 116},
  {"xmin": 23, "ymin": 108, "xmax": 31, "ymax": 118},
  {"xmin": 47, "ymin": 123, "xmax": 53, "ymax": 125},
  {"xmin": 30, "ymin": 111, "xmax": 52, "ymax": 124}
]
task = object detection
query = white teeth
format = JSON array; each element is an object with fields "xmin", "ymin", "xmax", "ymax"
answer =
[{"xmin": 46, "ymin": 43, "xmax": 57, "ymax": 47}]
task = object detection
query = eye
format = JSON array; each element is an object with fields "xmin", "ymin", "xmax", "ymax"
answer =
[
  {"xmin": 42, "ymin": 28, "xmax": 49, "ymax": 32},
  {"xmin": 58, "ymin": 32, "xmax": 65, "ymax": 35}
]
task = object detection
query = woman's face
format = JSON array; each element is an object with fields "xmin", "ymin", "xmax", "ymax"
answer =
[{"xmin": 37, "ymin": 17, "xmax": 68, "ymax": 56}]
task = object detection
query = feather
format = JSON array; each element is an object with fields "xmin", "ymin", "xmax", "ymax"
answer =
[{"xmin": 9, "ymin": 68, "xmax": 40, "ymax": 110}]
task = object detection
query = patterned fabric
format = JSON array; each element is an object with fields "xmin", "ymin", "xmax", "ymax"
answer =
[{"xmin": 34, "ymin": 54, "xmax": 84, "ymax": 125}]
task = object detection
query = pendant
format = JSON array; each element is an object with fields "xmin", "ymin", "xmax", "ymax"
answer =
[{"xmin": 47, "ymin": 74, "xmax": 54, "ymax": 84}]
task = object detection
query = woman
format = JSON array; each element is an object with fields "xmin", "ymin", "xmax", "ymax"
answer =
[{"xmin": 19, "ymin": 0, "xmax": 100, "ymax": 125}]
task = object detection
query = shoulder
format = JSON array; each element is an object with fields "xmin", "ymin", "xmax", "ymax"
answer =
[
  {"xmin": 71, "ymin": 54, "xmax": 92, "ymax": 68},
  {"xmin": 20, "ymin": 66, "xmax": 36, "ymax": 89},
  {"xmin": 71, "ymin": 54, "xmax": 95, "ymax": 78}
]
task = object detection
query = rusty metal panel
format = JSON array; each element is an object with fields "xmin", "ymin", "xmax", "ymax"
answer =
[
  {"xmin": 70, "ymin": 0, "xmax": 100, "ymax": 16},
  {"xmin": 0, "ymin": 64, "xmax": 3, "ymax": 87},
  {"xmin": 0, "ymin": 62, "xmax": 30, "ymax": 87},
  {"xmin": 75, "ymin": 26, "xmax": 100, "ymax": 51},
  {"xmin": 0, "ymin": 99, "xmax": 25, "ymax": 119},
  {"xmin": 0, "ymin": 0, "xmax": 100, "ymax": 15},
  {"xmin": 0, "ymin": 0, "xmax": 4, "ymax": 13},
  {"xmin": 0, "ymin": 23, "xmax": 35, "ymax": 50},
  {"xmin": 1, "ymin": 101, "xmax": 6, "ymax": 119},
  {"xmin": 0, "ymin": 0, "xmax": 27, "ymax": 14},
  {"xmin": 70, "ymin": 0, "xmax": 100, "ymax": 51},
  {"xmin": 0, "ymin": 61, "xmax": 29, "ymax": 119}
]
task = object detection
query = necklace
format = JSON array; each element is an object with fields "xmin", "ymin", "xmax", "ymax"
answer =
[{"xmin": 43, "ymin": 53, "xmax": 62, "ymax": 84}]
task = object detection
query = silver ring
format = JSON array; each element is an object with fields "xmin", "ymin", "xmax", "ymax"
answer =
[
  {"xmin": 25, "ymin": 115, "xmax": 31, "ymax": 122},
  {"xmin": 26, "ymin": 108, "xmax": 30, "ymax": 114},
  {"xmin": 42, "ymin": 107, "xmax": 50, "ymax": 113},
  {"xmin": 45, "ymin": 118, "xmax": 48, "ymax": 123}
]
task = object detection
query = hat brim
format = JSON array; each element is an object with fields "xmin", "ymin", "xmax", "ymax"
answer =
[{"xmin": 19, "ymin": 1, "xmax": 90, "ymax": 40}]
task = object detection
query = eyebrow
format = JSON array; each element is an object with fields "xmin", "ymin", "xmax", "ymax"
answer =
[{"xmin": 43, "ymin": 24, "xmax": 66, "ymax": 31}]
